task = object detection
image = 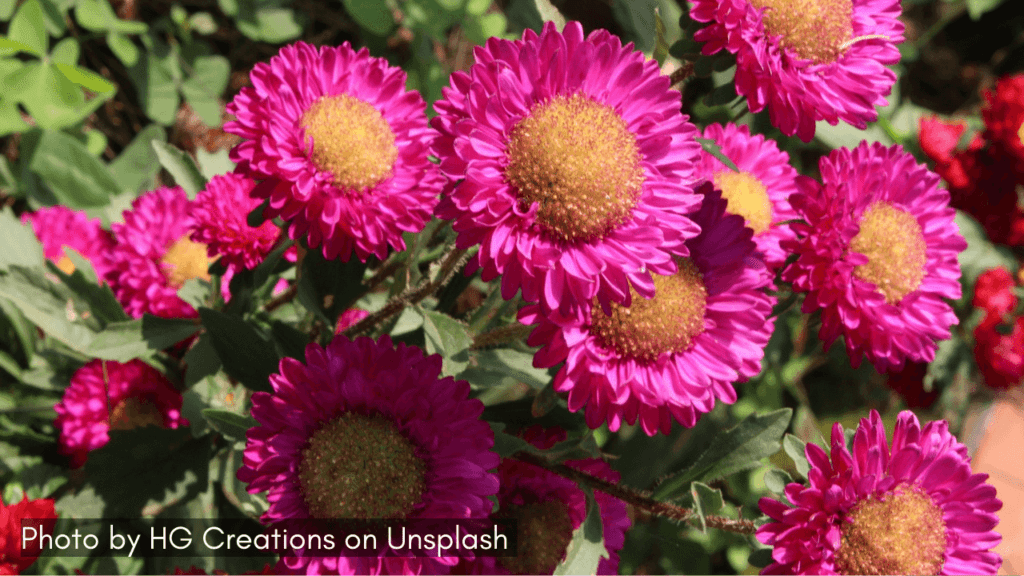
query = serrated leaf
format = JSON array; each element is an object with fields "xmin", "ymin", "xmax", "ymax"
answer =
[
  {"xmin": 690, "ymin": 481, "xmax": 724, "ymax": 533},
  {"xmin": 782, "ymin": 434, "xmax": 810, "ymax": 479},
  {"xmin": 202, "ymin": 408, "xmax": 257, "ymax": 444},
  {"xmin": 420, "ymin": 308, "xmax": 472, "ymax": 377},
  {"xmin": 553, "ymin": 486, "xmax": 607, "ymax": 575},
  {"xmin": 29, "ymin": 129, "xmax": 117, "ymax": 207},
  {"xmin": 654, "ymin": 408, "xmax": 792, "ymax": 500},
  {"xmin": 152, "ymin": 141, "xmax": 206, "ymax": 197},
  {"xmin": 198, "ymin": 307, "xmax": 277, "ymax": 392},
  {"xmin": 695, "ymin": 136, "xmax": 739, "ymax": 172}
]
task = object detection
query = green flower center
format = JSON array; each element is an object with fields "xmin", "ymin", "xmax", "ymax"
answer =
[
  {"xmin": 297, "ymin": 412, "xmax": 426, "ymax": 519},
  {"xmin": 505, "ymin": 93, "xmax": 645, "ymax": 242},
  {"xmin": 834, "ymin": 487, "xmax": 947, "ymax": 575},
  {"xmin": 301, "ymin": 94, "xmax": 398, "ymax": 191},
  {"xmin": 498, "ymin": 499, "xmax": 575, "ymax": 575},
  {"xmin": 713, "ymin": 170, "xmax": 773, "ymax": 234},
  {"xmin": 590, "ymin": 258, "xmax": 707, "ymax": 362},
  {"xmin": 850, "ymin": 202, "xmax": 928, "ymax": 305},
  {"xmin": 749, "ymin": 0, "xmax": 853, "ymax": 64},
  {"xmin": 161, "ymin": 236, "xmax": 213, "ymax": 288},
  {"xmin": 108, "ymin": 396, "xmax": 165, "ymax": 431}
]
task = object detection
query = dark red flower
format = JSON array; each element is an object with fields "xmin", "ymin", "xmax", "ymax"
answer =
[
  {"xmin": 885, "ymin": 362, "xmax": 940, "ymax": 408},
  {"xmin": 974, "ymin": 267, "xmax": 1018, "ymax": 317},
  {"xmin": 983, "ymin": 74, "xmax": 1024, "ymax": 176},
  {"xmin": 975, "ymin": 313, "xmax": 1024, "ymax": 389},
  {"xmin": 0, "ymin": 495, "xmax": 57, "ymax": 575}
]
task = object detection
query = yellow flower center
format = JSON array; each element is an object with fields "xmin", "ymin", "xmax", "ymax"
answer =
[
  {"xmin": 505, "ymin": 93, "xmax": 645, "ymax": 242},
  {"xmin": 56, "ymin": 254, "xmax": 76, "ymax": 275},
  {"xmin": 108, "ymin": 396, "xmax": 166, "ymax": 431},
  {"xmin": 298, "ymin": 412, "xmax": 425, "ymax": 519},
  {"xmin": 850, "ymin": 202, "xmax": 928, "ymax": 305},
  {"xmin": 750, "ymin": 0, "xmax": 853, "ymax": 64},
  {"xmin": 834, "ymin": 487, "xmax": 947, "ymax": 575},
  {"xmin": 161, "ymin": 236, "xmax": 213, "ymax": 288},
  {"xmin": 713, "ymin": 170, "xmax": 773, "ymax": 234},
  {"xmin": 498, "ymin": 499, "xmax": 575, "ymax": 575},
  {"xmin": 301, "ymin": 94, "xmax": 398, "ymax": 191},
  {"xmin": 590, "ymin": 258, "xmax": 707, "ymax": 362}
]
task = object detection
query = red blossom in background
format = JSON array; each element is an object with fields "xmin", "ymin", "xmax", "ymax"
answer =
[{"xmin": 0, "ymin": 495, "xmax": 57, "ymax": 575}]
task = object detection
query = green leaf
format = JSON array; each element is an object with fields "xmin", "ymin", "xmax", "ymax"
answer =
[
  {"xmin": 460, "ymin": 347, "xmax": 550, "ymax": 390},
  {"xmin": 14, "ymin": 63, "xmax": 107, "ymax": 130},
  {"xmin": 50, "ymin": 37, "xmax": 78, "ymax": 64},
  {"xmin": 7, "ymin": 0, "xmax": 47, "ymax": 56},
  {"xmin": 490, "ymin": 423, "xmax": 535, "ymax": 457},
  {"xmin": 106, "ymin": 32, "xmax": 138, "ymax": 65},
  {"xmin": 83, "ymin": 428, "xmax": 211, "ymax": 517},
  {"xmin": 764, "ymin": 468, "xmax": 793, "ymax": 495},
  {"xmin": 341, "ymin": 0, "xmax": 394, "ymax": 36},
  {"xmin": 553, "ymin": 486, "xmax": 607, "ymax": 575},
  {"xmin": 749, "ymin": 547, "xmax": 774, "ymax": 569},
  {"xmin": 419, "ymin": 308, "xmax": 472, "ymax": 377},
  {"xmin": 29, "ymin": 129, "xmax": 117, "ymax": 207},
  {"xmin": 0, "ymin": 207, "xmax": 45, "ymax": 272},
  {"xmin": 956, "ymin": 210, "xmax": 1019, "ymax": 285},
  {"xmin": 612, "ymin": 0, "xmax": 659, "ymax": 52},
  {"xmin": 152, "ymin": 141, "xmax": 206, "ymax": 197},
  {"xmin": 86, "ymin": 316, "xmax": 199, "ymax": 362},
  {"xmin": 690, "ymin": 481, "xmax": 724, "ymax": 533},
  {"xmin": 128, "ymin": 50, "xmax": 180, "ymax": 125},
  {"xmin": 782, "ymin": 433, "xmax": 810, "ymax": 479},
  {"xmin": 0, "ymin": 101, "xmax": 29, "ymax": 137},
  {"xmin": 534, "ymin": 0, "xmax": 566, "ymax": 29},
  {"xmin": 695, "ymin": 136, "xmax": 739, "ymax": 172},
  {"xmin": 270, "ymin": 320, "xmax": 308, "ymax": 361},
  {"xmin": 296, "ymin": 250, "xmax": 368, "ymax": 326},
  {"xmin": 108, "ymin": 123, "xmax": 165, "ymax": 194},
  {"xmin": 53, "ymin": 62, "xmax": 115, "ymax": 94},
  {"xmin": 652, "ymin": 7, "xmax": 670, "ymax": 65},
  {"xmin": 966, "ymin": 0, "xmax": 1005, "ymax": 19},
  {"xmin": 0, "ymin": 0, "xmax": 14, "ymax": 20},
  {"xmin": 202, "ymin": 408, "xmax": 257, "ymax": 444},
  {"xmin": 0, "ymin": 267, "xmax": 96, "ymax": 353},
  {"xmin": 180, "ymin": 55, "xmax": 229, "ymax": 126},
  {"xmin": 45, "ymin": 253, "xmax": 124, "ymax": 323},
  {"xmin": 654, "ymin": 408, "xmax": 792, "ymax": 500},
  {"xmin": 181, "ymin": 331, "xmax": 221, "ymax": 387},
  {"xmin": 198, "ymin": 307, "xmax": 278, "ymax": 392},
  {"xmin": 249, "ymin": 7, "xmax": 302, "ymax": 43},
  {"xmin": 74, "ymin": 0, "xmax": 147, "ymax": 33}
]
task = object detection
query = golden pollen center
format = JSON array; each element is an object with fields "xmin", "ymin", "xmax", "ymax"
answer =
[
  {"xmin": 301, "ymin": 94, "xmax": 398, "ymax": 191},
  {"xmin": 498, "ymin": 499, "xmax": 575, "ymax": 575},
  {"xmin": 505, "ymin": 93, "xmax": 645, "ymax": 242},
  {"xmin": 297, "ymin": 412, "xmax": 425, "ymax": 519},
  {"xmin": 56, "ymin": 254, "xmax": 76, "ymax": 275},
  {"xmin": 750, "ymin": 0, "xmax": 853, "ymax": 63},
  {"xmin": 108, "ymin": 397, "xmax": 165, "ymax": 431},
  {"xmin": 834, "ymin": 488, "xmax": 947, "ymax": 575},
  {"xmin": 590, "ymin": 258, "xmax": 707, "ymax": 362},
  {"xmin": 713, "ymin": 170, "xmax": 773, "ymax": 234},
  {"xmin": 161, "ymin": 236, "xmax": 213, "ymax": 288},
  {"xmin": 850, "ymin": 202, "xmax": 928, "ymax": 305}
]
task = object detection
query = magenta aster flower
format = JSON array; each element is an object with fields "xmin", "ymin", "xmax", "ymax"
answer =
[
  {"xmin": 432, "ymin": 21, "xmax": 703, "ymax": 317},
  {"xmin": 456, "ymin": 426, "xmax": 630, "ymax": 575},
  {"xmin": 106, "ymin": 186, "xmax": 215, "ymax": 319},
  {"xmin": 757, "ymin": 410, "xmax": 1002, "ymax": 575},
  {"xmin": 520, "ymin": 185, "xmax": 774, "ymax": 435},
  {"xmin": 22, "ymin": 205, "xmax": 115, "ymax": 278},
  {"xmin": 781, "ymin": 142, "xmax": 966, "ymax": 371},
  {"xmin": 54, "ymin": 359, "xmax": 188, "ymax": 468},
  {"xmin": 225, "ymin": 41, "xmax": 441, "ymax": 262},
  {"xmin": 190, "ymin": 172, "xmax": 291, "ymax": 274},
  {"xmin": 237, "ymin": 335, "xmax": 499, "ymax": 575},
  {"xmin": 691, "ymin": 0, "xmax": 904, "ymax": 141},
  {"xmin": 697, "ymin": 123, "xmax": 799, "ymax": 269}
]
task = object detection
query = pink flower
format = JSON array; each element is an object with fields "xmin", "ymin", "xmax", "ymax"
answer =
[
  {"xmin": 691, "ymin": 0, "xmax": 904, "ymax": 141},
  {"xmin": 238, "ymin": 335, "xmax": 499, "ymax": 575},
  {"xmin": 21, "ymin": 205, "xmax": 115, "ymax": 278},
  {"xmin": 432, "ymin": 21, "xmax": 703, "ymax": 318},
  {"xmin": 782, "ymin": 142, "xmax": 966, "ymax": 371},
  {"xmin": 757, "ymin": 410, "xmax": 1002, "ymax": 574},
  {"xmin": 54, "ymin": 359, "xmax": 188, "ymax": 468},
  {"xmin": 226, "ymin": 42, "xmax": 442, "ymax": 262}
]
